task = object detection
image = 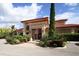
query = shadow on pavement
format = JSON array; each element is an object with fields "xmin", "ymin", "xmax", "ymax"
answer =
[{"xmin": 75, "ymin": 43, "xmax": 79, "ymax": 46}]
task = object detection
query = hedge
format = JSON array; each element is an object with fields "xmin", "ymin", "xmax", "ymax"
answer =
[{"xmin": 62, "ymin": 33, "xmax": 79, "ymax": 41}]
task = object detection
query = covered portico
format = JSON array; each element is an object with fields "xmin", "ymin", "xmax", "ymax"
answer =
[{"xmin": 21, "ymin": 17, "xmax": 48, "ymax": 40}]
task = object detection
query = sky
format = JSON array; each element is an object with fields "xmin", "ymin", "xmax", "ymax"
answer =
[{"xmin": 0, "ymin": 3, "xmax": 79, "ymax": 29}]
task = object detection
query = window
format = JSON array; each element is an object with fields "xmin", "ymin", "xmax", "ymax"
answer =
[
  {"xmin": 77, "ymin": 30, "xmax": 79, "ymax": 33},
  {"xmin": 26, "ymin": 25, "xmax": 29, "ymax": 30},
  {"xmin": 26, "ymin": 32, "xmax": 29, "ymax": 34}
]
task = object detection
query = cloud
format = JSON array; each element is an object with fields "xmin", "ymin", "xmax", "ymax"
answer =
[
  {"xmin": 65, "ymin": 3, "xmax": 77, "ymax": 11},
  {"xmin": 55, "ymin": 11, "xmax": 79, "ymax": 24},
  {"xmin": 65, "ymin": 3, "xmax": 78, "ymax": 6},
  {"xmin": 55, "ymin": 12, "xmax": 75, "ymax": 20},
  {"xmin": 67, "ymin": 16, "xmax": 79, "ymax": 24},
  {"xmin": 0, "ymin": 3, "xmax": 42, "ymax": 28},
  {"xmin": 69, "ymin": 7, "xmax": 75, "ymax": 11},
  {"xmin": 43, "ymin": 15, "xmax": 49, "ymax": 17}
]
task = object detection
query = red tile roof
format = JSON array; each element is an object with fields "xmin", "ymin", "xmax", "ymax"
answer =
[
  {"xmin": 17, "ymin": 17, "xmax": 79, "ymax": 32},
  {"xmin": 16, "ymin": 24, "xmax": 79, "ymax": 32},
  {"xmin": 55, "ymin": 19, "xmax": 67, "ymax": 22},
  {"xmin": 56, "ymin": 24, "xmax": 79, "ymax": 28},
  {"xmin": 16, "ymin": 28, "xmax": 23, "ymax": 33},
  {"xmin": 21, "ymin": 17, "xmax": 48, "ymax": 24},
  {"xmin": 21, "ymin": 17, "xmax": 67, "ymax": 23}
]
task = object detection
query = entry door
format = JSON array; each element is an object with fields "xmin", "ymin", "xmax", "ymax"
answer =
[
  {"xmin": 38, "ymin": 29, "xmax": 42, "ymax": 39},
  {"xmin": 32, "ymin": 29, "xmax": 37, "ymax": 40},
  {"xmin": 32, "ymin": 29, "xmax": 42, "ymax": 40}
]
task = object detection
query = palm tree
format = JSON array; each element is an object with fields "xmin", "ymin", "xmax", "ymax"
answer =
[
  {"xmin": 48, "ymin": 3, "xmax": 56, "ymax": 40},
  {"xmin": 11, "ymin": 25, "xmax": 15, "ymax": 35}
]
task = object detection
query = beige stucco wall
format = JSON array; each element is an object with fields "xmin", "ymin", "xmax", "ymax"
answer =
[
  {"xmin": 56, "ymin": 27, "xmax": 78, "ymax": 34},
  {"xmin": 23, "ymin": 21, "xmax": 48, "ymax": 40},
  {"xmin": 23, "ymin": 21, "xmax": 79, "ymax": 40},
  {"xmin": 56, "ymin": 28, "xmax": 71, "ymax": 33}
]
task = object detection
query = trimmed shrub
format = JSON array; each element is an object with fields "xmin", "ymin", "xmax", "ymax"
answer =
[
  {"xmin": 13, "ymin": 35, "xmax": 24, "ymax": 42},
  {"xmin": 38, "ymin": 41, "xmax": 48, "ymax": 47},
  {"xmin": 38, "ymin": 33, "xmax": 67, "ymax": 47},
  {"xmin": 62, "ymin": 33, "xmax": 79, "ymax": 41},
  {"xmin": 25, "ymin": 35, "xmax": 30, "ymax": 41},
  {"xmin": 38, "ymin": 33, "xmax": 49, "ymax": 47},
  {"xmin": 5, "ymin": 36, "xmax": 16, "ymax": 44}
]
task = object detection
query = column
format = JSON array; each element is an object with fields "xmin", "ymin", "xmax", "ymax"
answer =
[
  {"xmin": 42, "ymin": 25, "xmax": 46, "ymax": 38},
  {"xmin": 23, "ymin": 24, "xmax": 26, "ymax": 35},
  {"xmin": 29, "ymin": 25, "xmax": 33, "ymax": 41},
  {"xmin": 71, "ymin": 28, "xmax": 75, "ymax": 34}
]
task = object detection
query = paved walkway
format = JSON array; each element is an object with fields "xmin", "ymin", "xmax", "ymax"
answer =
[{"xmin": 0, "ymin": 39, "xmax": 79, "ymax": 56}]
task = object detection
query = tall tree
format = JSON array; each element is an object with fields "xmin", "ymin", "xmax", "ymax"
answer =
[{"xmin": 48, "ymin": 3, "xmax": 56, "ymax": 40}]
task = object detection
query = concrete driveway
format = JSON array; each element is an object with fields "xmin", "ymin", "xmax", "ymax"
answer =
[{"xmin": 0, "ymin": 39, "xmax": 79, "ymax": 56}]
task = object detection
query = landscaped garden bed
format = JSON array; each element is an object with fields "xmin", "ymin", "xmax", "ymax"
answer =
[
  {"xmin": 38, "ymin": 33, "xmax": 67, "ymax": 47},
  {"xmin": 5, "ymin": 34, "xmax": 30, "ymax": 45},
  {"xmin": 0, "ymin": 27, "xmax": 31, "ymax": 45}
]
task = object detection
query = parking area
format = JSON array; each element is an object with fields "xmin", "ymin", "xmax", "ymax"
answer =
[{"xmin": 0, "ymin": 39, "xmax": 79, "ymax": 56}]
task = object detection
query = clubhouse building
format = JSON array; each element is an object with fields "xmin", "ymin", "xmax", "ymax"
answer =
[{"xmin": 16, "ymin": 17, "xmax": 79, "ymax": 40}]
